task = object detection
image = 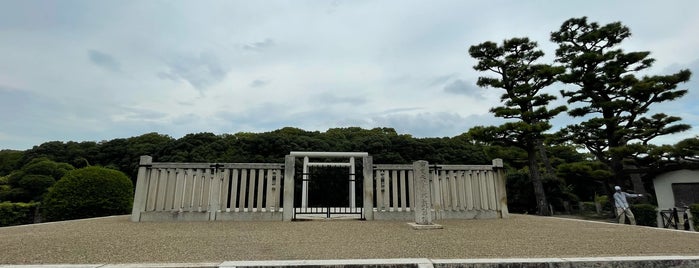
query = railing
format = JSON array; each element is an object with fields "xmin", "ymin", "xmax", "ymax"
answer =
[
  {"xmin": 431, "ymin": 165, "xmax": 501, "ymax": 215},
  {"xmin": 131, "ymin": 155, "xmax": 507, "ymax": 222},
  {"xmin": 131, "ymin": 156, "xmax": 284, "ymax": 222},
  {"xmin": 659, "ymin": 207, "xmax": 695, "ymax": 231},
  {"xmin": 371, "ymin": 160, "xmax": 507, "ymax": 220},
  {"xmin": 374, "ymin": 164, "xmax": 414, "ymax": 212}
]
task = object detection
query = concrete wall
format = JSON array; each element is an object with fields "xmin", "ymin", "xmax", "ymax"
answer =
[{"xmin": 653, "ymin": 169, "xmax": 699, "ymax": 210}]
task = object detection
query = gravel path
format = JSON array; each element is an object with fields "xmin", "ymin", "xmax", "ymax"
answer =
[{"xmin": 1, "ymin": 215, "xmax": 698, "ymax": 264}]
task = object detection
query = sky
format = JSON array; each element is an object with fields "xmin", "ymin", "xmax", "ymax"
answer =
[{"xmin": 1, "ymin": 0, "xmax": 698, "ymax": 150}]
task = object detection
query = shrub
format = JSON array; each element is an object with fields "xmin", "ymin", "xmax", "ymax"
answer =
[
  {"xmin": 594, "ymin": 194, "xmax": 613, "ymax": 212},
  {"xmin": 580, "ymin": 201, "xmax": 596, "ymax": 213},
  {"xmin": 42, "ymin": 166, "xmax": 133, "ymax": 222},
  {"xmin": 690, "ymin": 203, "xmax": 699, "ymax": 231},
  {"xmin": 0, "ymin": 202, "xmax": 38, "ymax": 227},
  {"xmin": 630, "ymin": 203, "xmax": 657, "ymax": 227},
  {"xmin": 18, "ymin": 175, "xmax": 55, "ymax": 201},
  {"xmin": 2, "ymin": 188, "xmax": 28, "ymax": 203},
  {"xmin": 22, "ymin": 159, "xmax": 74, "ymax": 181}
]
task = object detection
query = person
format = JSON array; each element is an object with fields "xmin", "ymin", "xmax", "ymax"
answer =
[{"xmin": 613, "ymin": 185, "xmax": 643, "ymax": 225}]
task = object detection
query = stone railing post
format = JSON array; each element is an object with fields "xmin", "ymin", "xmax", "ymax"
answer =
[
  {"xmin": 363, "ymin": 156, "xmax": 374, "ymax": 220},
  {"xmin": 130, "ymin": 155, "xmax": 152, "ymax": 222},
  {"xmin": 282, "ymin": 155, "xmax": 296, "ymax": 221},
  {"xmin": 492, "ymin": 158, "xmax": 509, "ymax": 218},
  {"xmin": 409, "ymin": 160, "xmax": 441, "ymax": 229},
  {"xmin": 208, "ymin": 165, "xmax": 223, "ymax": 221}
]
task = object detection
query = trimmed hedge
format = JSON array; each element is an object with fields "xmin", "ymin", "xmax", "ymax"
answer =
[
  {"xmin": 0, "ymin": 202, "xmax": 38, "ymax": 227},
  {"xmin": 42, "ymin": 166, "xmax": 133, "ymax": 222},
  {"xmin": 630, "ymin": 203, "xmax": 657, "ymax": 227}
]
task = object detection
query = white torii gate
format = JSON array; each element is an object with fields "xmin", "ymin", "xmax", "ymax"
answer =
[
  {"xmin": 301, "ymin": 156, "xmax": 356, "ymax": 209},
  {"xmin": 282, "ymin": 151, "xmax": 372, "ymax": 221}
]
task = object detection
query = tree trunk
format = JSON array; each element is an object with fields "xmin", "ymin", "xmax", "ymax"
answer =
[
  {"xmin": 537, "ymin": 142, "xmax": 556, "ymax": 178},
  {"xmin": 528, "ymin": 149, "xmax": 550, "ymax": 216}
]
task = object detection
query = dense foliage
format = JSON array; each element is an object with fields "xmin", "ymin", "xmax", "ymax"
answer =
[
  {"xmin": 0, "ymin": 201, "xmax": 39, "ymax": 227},
  {"xmin": 17, "ymin": 127, "xmax": 491, "ymax": 184},
  {"xmin": 42, "ymin": 166, "xmax": 133, "ymax": 221},
  {"xmin": 0, "ymin": 158, "xmax": 73, "ymax": 202},
  {"xmin": 690, "ymin": 204, "xmax": 699, "ymax": 230},
  {"xmin": 469, "ymin": 37, "xmax": 566, "ymax": 216},
  {"xmin": 0, "ymin": 150, "xmax": 23, "ymax": 176},
  {"xmin": 630, "ymin": 204, "xmax": 658, "ymax": 227},
  {"xmin": 551, "ymin": 17, "xmax": 692, "ymax": 190}
]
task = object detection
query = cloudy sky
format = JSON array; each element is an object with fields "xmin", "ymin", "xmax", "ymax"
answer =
[{"xmin": 1, "ymin": 1, "xmax": 698, "ymax": 150}]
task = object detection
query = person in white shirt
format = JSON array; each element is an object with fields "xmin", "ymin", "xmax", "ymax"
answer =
[{"xmin": 613, "ymin": 185, "xmax": 643, "ymax": 225}]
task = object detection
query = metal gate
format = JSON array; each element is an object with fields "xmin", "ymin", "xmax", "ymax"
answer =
[
  {"xmin": 660, "ymin": 208, "xmax": 691, "ymax": 230},
  {"xmin": 293, "ymin": 157, "xmax": 364, "ymax": 220},
  {"xmin": 293, "ymin": 207, "xmax": 364, "ymax": 220}
]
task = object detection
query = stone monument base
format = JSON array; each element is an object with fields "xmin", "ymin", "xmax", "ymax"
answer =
[{"xmin": 408, "ymin": 222, "xmax": 443, "ymax": 230}]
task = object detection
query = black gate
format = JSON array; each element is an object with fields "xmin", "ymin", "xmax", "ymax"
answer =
[
  {"xmin": 660, "ymin": 208, "xmax": 691, "ymax": 230},
  {"xmin": 293, "ymin": 164, "xmax": 364, "ymax": 220}
]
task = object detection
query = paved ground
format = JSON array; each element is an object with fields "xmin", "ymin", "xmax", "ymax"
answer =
[{"xmin": 1, "ymin": 214, "xmax": 698, "ymax": 264}]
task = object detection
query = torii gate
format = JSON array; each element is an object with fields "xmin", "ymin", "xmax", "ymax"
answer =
[{"xmin": 282, "ymin": 151, "xmax": 373, "ymax": 221}]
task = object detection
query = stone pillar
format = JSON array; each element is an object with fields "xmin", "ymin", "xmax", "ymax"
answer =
[
  {"xmin": 130, "ymin": 155, "xmax": 152, "ymax": 222},
  {"xmin": 208, "ymin": 167, "xmax": 222, "ymax": 221},
  {"xmin": 363, "ymin": 156, "xmax": 374, "ymax": 220},
  {"xmin": 282, "ymin": 155, "xmax": 296, "ymax": 221},
  {"xmin": 302, "ymin": 156, "xmax": 309, "ymax": 209},
  {"xmin": 413, "ymin": 160, "xmax": 432, "ymax": 224},
  {"xmin": 686, "ymin": 209, "xmax": 695, "ymax": 231},
  {"xmin": 492, "ymin": 158, "xmax": 509, "ymax": 218},
  {"xmin": 349, "ymin": 157, "xmax": 356, "ymax": 209}
]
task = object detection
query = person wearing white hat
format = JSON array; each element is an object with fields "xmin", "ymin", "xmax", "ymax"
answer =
[{"xmin": 613, "ymin": 185, "xmax": 643, "ymax": 225}]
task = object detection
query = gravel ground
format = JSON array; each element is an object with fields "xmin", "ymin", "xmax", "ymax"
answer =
[{"xmin": 1, "ymin": 214, "xmax": 698, "ymax": 264}]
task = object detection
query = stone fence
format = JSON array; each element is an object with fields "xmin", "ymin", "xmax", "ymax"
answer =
[
  {"xmin": 130, "ymin": 154, "xmax": 508, "ymax": 222},
  {"xmin": 373, "ymin": 160, "xmax": 507, "ymax": 220}
]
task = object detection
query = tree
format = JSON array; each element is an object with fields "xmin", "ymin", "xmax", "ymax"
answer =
[
  {"xmin": 2, "ymin": 158, "xmax": 74, "ymax": 202},
  {"xmin": 469, "ymin": 38, "xmax": 566, "ymax": 215},
  {"xmin": 42, "ymin": 166, "xmax": 133, "ymax": 221},
  {"xmin": 0, "ymin": 150, "xmax": 23, "ymax": 176},
  {"xmin": 551, "ymin": 17, "xmax": 692, "ymax": 190}
]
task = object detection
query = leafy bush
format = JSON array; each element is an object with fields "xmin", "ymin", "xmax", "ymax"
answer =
[
  {"xmin": 42, "ymin": 166, "xmax": 133, "ymax": 222},
  {"xmin": 21, "ymin": 158, "xmax": 74, "ymax": 181},
  {"xmin": 631, "ymin": 204, "xmax": 657, "ymax": 227},
  {"xmin": 505, "ymin": 170, "xmax": 536, "ymax": 214},
  {"xmin": 594, "ymin": 194, "xmax": 614, "ymax": 214},
  {"xmin": 1, "ymin": 188, "xmax": 28, "ymax": 203},
  {"xmin": 18, "ymin": 175, "xmax": 55, "ymax": 201},
  {"xmin": 6, "ymin": 171, "xmax": 25, "ymax": 187},
  {"xmin": 690, "ymin": 203, "xmax": 699, "ymax": 231},
  {"xmin": 580, "ymin": 201, "xmax": 596, "ymax": 213},
  {"xmin": 0, "ymin": 202, "xmax": 38, "ymax": 227}
]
